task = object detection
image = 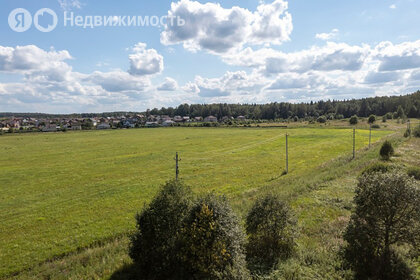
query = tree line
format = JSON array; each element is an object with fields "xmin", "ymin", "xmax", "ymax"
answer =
[
  {"xmin": 1, "ymin": 91, "xmax": 419, "ymax": 120},
  {"xmin": 146, "ymin": 91, "xmax": 420, "ymax": 120}
]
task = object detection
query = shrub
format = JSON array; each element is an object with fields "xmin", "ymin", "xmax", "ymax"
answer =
[
  {"xmin": 317, "ymin": 116, "xmax": 327, "ymax": 123},
  {"xmin": 342, "ymin": 172, "xmax": 420, "ymax": 280},
  {"xmin": 413, "ymin": 124, "xmax": 420, "ymax": 138},
  {"xmin": 403, "ymin": 128, "xmax": 411, "ymax": 138},
  {"xmin": 360, "ymin": 162, "xmax": 391, "ymax": 176},
  {"xmin": 368, "ymin": 115, "xmax": 376, "ymax": 124},
  {"xmin": 379, "ymin": 140, "xmax": 394, "ymax": 160},
  {"xmin": 371, "ymin": 124, "xmax": 380, "ymax": 129},
  {"xmin": 382, "ymin": 115, "xmax": 387, "ymax": 122},
  {"xmin": 349, "ymin": 115, "xmax": 358, "ymax": 125},
  {"xmin": 386, "ymin": 112, "xmax": 393, "ymax": 119},
  {"xmin": 246, "ymin": 194, "xmax": 296, "ymax": 273},
  {"xmin": 129, "ymin": 180, "xmax": 193, "ymax": 279},
  {"xmin": 396, "ymin": 105, "xmax": 405, "ymax": 118},
  {"xmin": 179, "ymin": 194, "xmax": 249, "ymax": 279},
  {"xmin": 407, "ymin": 167, "xmax": 420, "ymax": 180}
]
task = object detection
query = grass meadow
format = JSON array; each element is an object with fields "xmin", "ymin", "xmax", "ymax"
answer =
[{"xmin": 0, "ymin": 126, "xmax": 393, "ymax": 277}]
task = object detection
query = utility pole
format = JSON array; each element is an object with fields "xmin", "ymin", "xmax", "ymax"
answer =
[
  {"xmin": 353, "ymin": 128, "xmax": 356, "ymax": 159},
  {"xmin": 174, "ymin": 152, "xmax": 181, "ymax": 180},
  {"xmin": 285, "ymin": 133, "xmax": 289, "ymax": 174},
  {"xmin": 369, "ymin": 124, "xmax": 372, "ymax": 149}
]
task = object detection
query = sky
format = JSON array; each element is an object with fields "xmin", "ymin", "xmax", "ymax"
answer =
[{"xmin": 0, "ymin": 0, "xmax": 420, "ymax": 113}]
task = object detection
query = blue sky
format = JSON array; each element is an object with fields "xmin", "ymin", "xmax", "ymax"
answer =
[{"xmin": 1, "ymin": 0, "xmax": 419, "ymax": 113}]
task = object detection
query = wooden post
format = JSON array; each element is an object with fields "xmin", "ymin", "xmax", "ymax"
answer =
[
  {"xmin": 285, "ymin": 133, "xmax": 289, "ymax": 174},
  {"xmin": 369, "ymin": 124, "xmax": 371, "ymax": 149},
  {"xmin": 353, "ymin": 128, "xmax": 356, "ymax": 159},
  {"xmin": 175, "ymin": 152, "xmax": 180, "ymax": 180}
]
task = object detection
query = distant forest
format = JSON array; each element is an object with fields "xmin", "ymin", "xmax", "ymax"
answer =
[{"xmin": 2, "ymin": 90, "xmax": 419, "ymax": 120}]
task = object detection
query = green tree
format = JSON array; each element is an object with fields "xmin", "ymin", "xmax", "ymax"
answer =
[
  {"xmin": 129, "ymin": 180, "xmax": 193, "ymax": 279},
  {"xmin": 180, "ymin": 194, "xmax": 249, "ymax": 279},
  {"xmin": 396, "ymin": 105, "xmax": 405, "ymax": 118},
  {"xmin": 349, "ymin": 115, "xmax": 358, "ymax": 125},
  {"xmin": 317, "ymin": 115, "xmax": 327, "ymax": 123},
  {"xmin": 368, "ymin": 114, "xmax": 376, "ymax": 124},
  {"xmin": 245, "ymin": 194, "xmax": 296, "ymax": 273},
  {"xmin": 343, "ymin": 172, "xmax": 420, "ymax": 280},
  {"xmin": 380, "ymin": 140, "xmax": 394, "ymax": 160}
]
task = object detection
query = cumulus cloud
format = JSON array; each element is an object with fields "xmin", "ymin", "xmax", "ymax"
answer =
[
  {"xmin": 315, "ymin": 28, "xmax": 339, "ymax": 40},
  {"xmin": 157, "ymin": 77, "xmax": 178, "ymax": 91},
  {"xmin": 58, "ymin": 0, "xmax": 82, "ymax": 10},
  {"xmin": 87, "ymin": 71, "xmax": 150, "ymax": 92},
  {"xmin": 161, "ymin": 0, "xmax": 292, "ymax": 53},
  {"xmin": 364, "ymin": 71, "xmax": 401, "ymax": 84},
  {"xmin": 184, "ymin": 71, "xmax": 265, "ymax": 98},
  {"xmin": 182, "ymin": 82, "xmax": 200, "ymax": 94},
  {"xmin": 128, "ymin": 43, "xmax": 164, "ymax": 76},
  {"xmin": 0, "ymin": 45, "xmax": 72, "ymax": 74},
  {"xmin": 0, "ymin": 44, "xmax": 160, "ymax": 112},
  {"xmin": 264, "ymin": 42, "xmax": 369, "ymax": 74},
  {"xmin": 374, "ymin": 40, "xmax": 420, "ymax": 71}
]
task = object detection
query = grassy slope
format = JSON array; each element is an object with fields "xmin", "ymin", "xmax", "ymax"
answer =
[
  {"xmin": 0, "ymin": 125, "xmax": 397, "ymax": 278},
  {"xmin": 8, "ymin": 131, "xmax": 419, "ymax": 280}
]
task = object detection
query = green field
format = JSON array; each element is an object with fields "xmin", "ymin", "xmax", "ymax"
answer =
[{"xmin": 0, "ymin": 127, "xmax": 393, "ymax": 277}]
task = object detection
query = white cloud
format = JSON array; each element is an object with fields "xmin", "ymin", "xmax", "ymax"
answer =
[
  {"xmin": 364, "ymin": 71, "xmax": 401, "ymax": 84},
  {"xmin": 128, "ymin": 43, "xmax": 164, "ymax": 76},
  {"xmin": 182, "ymin": 82, "xmax": 200, "ymax": 94},
  {"xmin": 224, "ymin": 42, "xmax": 369, "ymax": 74},
  {"xmin": 157, "ymin": 77, "xmax": 178, "ymax": 91},
  {"xmin": 389, "ymin": 4, "xmax": 396, "ymax": 9},
  {"xmin": 87, "ymin": 71, "xmax": 150, "ymax": 92},
  {"xmin": 58, "ymin": 0, "xmax": 82, "ymax": 11},
  {"xmin": 0, "ymin": 45, "xmax": 72, "ymax": 74},
  {"xmin": 373, "ymin": 40, "xmax": 420, "ymax": 71},
  {"xmin": 161, "ymin": 0, "xmax": 292, "ymax": 54},
  {"xmin": 315, "ymin": 28, "xmax": 339, "ymax": 40}
]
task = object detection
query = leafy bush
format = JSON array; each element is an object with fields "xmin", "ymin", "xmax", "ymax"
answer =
[
  {"xmin": 368, "ymin": 115, "xmax": 376, "ymax": 124},
  {"xmin": 379, "ymin": 140, "xmax": 394, "ymax": 160},
  {"xmin": 371, "ymin": 124, "xmax": 380, "ymax": 129},
  {"xmin": 129, "ymin": 180, "xmax": 193, "ymax": 279},
  {"xmin": 403, "ymin": 128, "xmax": 411, "ymax": 138},
  {"xmin": 349, "ymin": 115, "xmax": 358, "ymax": 125},
  {"xmin": 396, "ymin": 105, "xmax": 405, "ymax": 118},
  {"xmin": 407, "ymin": 167, "xmax": 420, "ymax": 180},
  {"xmin": 382, "ymin": 115, "xmax": 387, "ymax": 122},
  {"xmin": 179, "ymin": 194, "xmax": 249, "ymax": 279},
  {"xmin": 360, "ymin": 162, "xmax": 391, "ymax": 176},
  {"xmin": 245, "ymin": 194, "xmax": 296, "ymax": 273},
  {"xmin": 413, "ymin": 124, "xmax": 420, "ymax": 138},
  {"xmin": 317, "ymin": 116, "xmax": 327, "ymax": 123},
  {"xmin": 386, "ymin": 112, "xmax": 393, "ymax": 119},
  {"xmin": 342, "ymin": 172, "xmax": 420, "ymax": 280}
]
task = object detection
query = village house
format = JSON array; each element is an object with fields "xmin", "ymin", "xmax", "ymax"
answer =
[
  {"xmin": 204, "ymin": 116, "xmax": 218, "ymax": 122},
  {"xmin": 97, "ymin": 123, "xmax": 111, "ymax": 129},
  {"xmin": 42, "ymin": 123, "xmax": 57, "ymax": 132},
  {"xmin": 162, "ymin": 120, "xmax": 175, "ymax": 127},
  {"xmin": 173, "ymin": 116, "xmax": 183, "ymax": 122}
]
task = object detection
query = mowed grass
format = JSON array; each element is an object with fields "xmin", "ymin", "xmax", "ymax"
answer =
[{"xmin": 0, "ymin": 127, "xmax": 392, "ymax": 277}]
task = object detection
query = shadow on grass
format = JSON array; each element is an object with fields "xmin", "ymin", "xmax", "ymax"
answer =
[{"xmin": 110, "ymin": 263, "xmax": 139, "ymax": 280}]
